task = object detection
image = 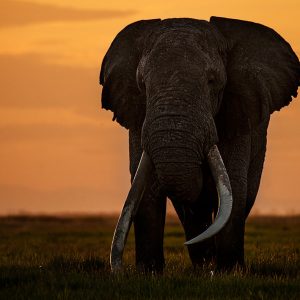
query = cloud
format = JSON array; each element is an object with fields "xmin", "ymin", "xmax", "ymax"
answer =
[
  {"xmin": 0, "ymin": 121, "xmax": 121, "ymax": 147},
  {"xmin": 0, "ymin": 108, "xmax": 101, "ymax": 126},
  {"xmin": 0, "ymin": 0, "xmax": 136, "ymax": 28},
  {"xmin": 0, "ymin": 53, "xmax": 100, "ymax": 112}
]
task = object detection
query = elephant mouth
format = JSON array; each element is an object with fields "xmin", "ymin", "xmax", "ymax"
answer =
[{"xmin": 109, "ymin": 145, "xmax": 233, "ymax": 272}]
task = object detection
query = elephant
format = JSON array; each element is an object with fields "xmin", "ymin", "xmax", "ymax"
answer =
[{"xmin": 99, "ymin": 17, "xmax": 300, "ymax": 272}]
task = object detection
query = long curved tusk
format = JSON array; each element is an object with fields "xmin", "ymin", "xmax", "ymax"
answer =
[
  {"xmin": 184, "ymin": 145, "xmax": 233, "ymax": 245},
  {"xmin": 110, "ymin": 151, "xmax": 153, "ymax": 272}
]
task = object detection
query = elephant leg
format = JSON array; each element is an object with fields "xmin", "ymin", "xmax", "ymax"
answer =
[
  {"xmin": 215, "ymin": 175, "xmax": 247, "ymax": 270},
  {"xmin": 134, "ymin": 178, "xmax": 166, "ymax": 272},
  {"xmin": 245, "ymin": 121, "xmax": 268, "ymax": 217},
  {"xmin": 171, "ymin": 181, "xmax": 217, "ymax": 266},
  {"xmin": 216, "ymin": 136, "xmax": 251, "ymax": 270},
  {"xmin": 129, "ymin": 129, "xmax": 166, "ymax": 272},
  {"xmin": 245, "ymin": 147, "xmax": 266, "ymax": 217}
]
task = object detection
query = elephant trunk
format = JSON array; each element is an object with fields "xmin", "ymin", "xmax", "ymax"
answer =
[{"xmin": 142, "ymin": 107, "xmax": 217, "ymax": 203}]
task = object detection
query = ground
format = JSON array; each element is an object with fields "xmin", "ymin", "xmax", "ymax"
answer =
[{"xmin": 0, "ymin": 215, "xmax": 299, "ymax": 299}]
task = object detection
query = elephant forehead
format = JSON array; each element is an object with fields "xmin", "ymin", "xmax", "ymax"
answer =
[
  {"xmin": 142, "ymin": 32, "xmax": 226, "ymax": 78},
  {"xmin": 144, "ymin": 46, "xmax": 216, "ymax": 79},
  {"xmin": 145, "ymin": 20, "xmax": 226, "ymax": 53},
  {"xmin": 149, "ymin": 30, "xmax": 219, "ymax": 57}
]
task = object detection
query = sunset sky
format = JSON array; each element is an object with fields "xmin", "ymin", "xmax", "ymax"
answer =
[{"xmin": 0, "ymin": 0, "xmax": 299, "ymax": 215}]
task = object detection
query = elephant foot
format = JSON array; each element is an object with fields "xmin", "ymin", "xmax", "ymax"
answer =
[
  {"xmin": 215, "ymin": 210, "xmax": 246, "ymax": 272},
  {"xmin": 187, "ymin": 239, "xmax": 216, "ymax": 268},
  {"xmin": 136, "ymin": 258, "xmax": 165, "ymax": 274},
  {"xmin": 216, "ymin": 233, "xmax": 245, "ymax": 272},
  {"xmin": 216, "ymin": 255, "xmax": 245, "ymax": 272}
]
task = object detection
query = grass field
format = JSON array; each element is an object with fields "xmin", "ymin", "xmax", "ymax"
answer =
[{"xmin": 0, "ymin": 215, "xmax": 299, "ymax": 299}]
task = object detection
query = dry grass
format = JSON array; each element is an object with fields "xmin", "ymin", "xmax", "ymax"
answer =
[{"xmin": 0, "ymin": 215, "xmax": 299, "ymax": 299}]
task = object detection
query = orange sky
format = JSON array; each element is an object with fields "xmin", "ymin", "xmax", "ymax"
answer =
[{"xmin": 0, "ymin": 0, "xmax": 299, "ymax": 215}]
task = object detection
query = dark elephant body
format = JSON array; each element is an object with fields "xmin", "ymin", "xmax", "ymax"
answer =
[{"xmin": 100, "ymin": 17, "xmax": 300, "ymax": 271}]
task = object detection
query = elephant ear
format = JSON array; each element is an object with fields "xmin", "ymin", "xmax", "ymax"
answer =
[
  {"xmin": 100, "ymin": 19, "xmax": 160, "ymax": 129},
  {"xmin": 211, "ymin": 17, "xmax": 300, "ymax": 139}
]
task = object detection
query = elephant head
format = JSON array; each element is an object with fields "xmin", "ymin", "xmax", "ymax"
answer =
[{"xmin": 100, "ymin": 17, "xmax": 300, "ymax": 271}]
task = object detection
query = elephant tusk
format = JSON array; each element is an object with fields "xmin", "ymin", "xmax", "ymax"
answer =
[
  {"xmin": 184, "ymin": 145, "xmax": 233, "ymax": 245},
  {"xmin": 110, "ymin": 151, "xmax": 153, "ymax": 272}
]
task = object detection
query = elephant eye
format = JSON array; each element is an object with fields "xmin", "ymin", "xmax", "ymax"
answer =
[{"xmin": 208, "ymin": 76, "xmax": 215, "ymax": 85}]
